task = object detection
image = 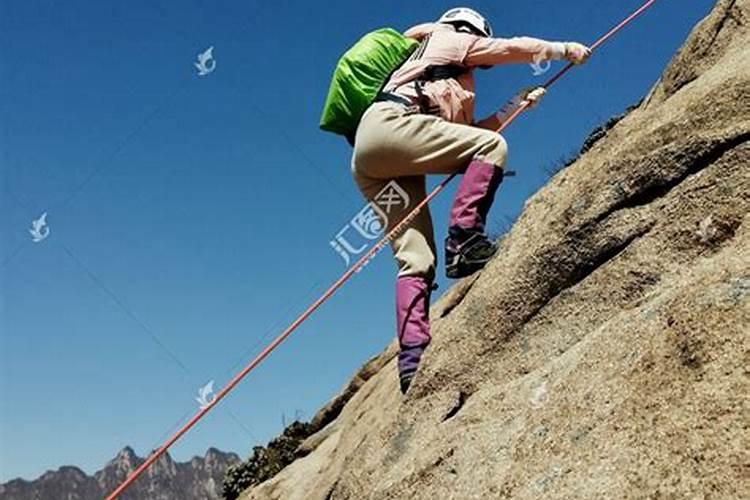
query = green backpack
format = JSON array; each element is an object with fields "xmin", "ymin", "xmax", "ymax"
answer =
[{"xmin": 319, "ymin": 28, "xmax": 419, "ymax": 142}]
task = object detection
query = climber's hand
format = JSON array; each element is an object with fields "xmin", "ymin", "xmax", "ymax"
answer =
[
  {"xmin": 522, "ymin": 87, "xmax": 547, "ymax": 109},
  {"xmin": 564, "ymin": 42, "xmax": 592, "ymax": 64},
  {"xmin": 494, "ymin": 87, "xmax": 547, "ymax": 124}
]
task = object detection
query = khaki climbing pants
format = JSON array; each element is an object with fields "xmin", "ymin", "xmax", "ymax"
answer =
[{"xmin": 351, "ymin": 102, "xmax": 508, "ymax": 279}]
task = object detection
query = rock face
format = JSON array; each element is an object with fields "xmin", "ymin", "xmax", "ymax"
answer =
[
  {"xmin": 0, "ymin": 446, "xmax": 240, "ymax": 500},
  {"xmin": 241, "ymin": 1, "xmax": 749, "ymax": 499}
]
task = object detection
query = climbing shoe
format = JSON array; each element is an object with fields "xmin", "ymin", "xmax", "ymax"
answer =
[
  {"xmin": 399, "ymin": 373, "xmax": 415, "ymax": 395},
  {"xmin": 445, "ymin": 227, "xmax": 498, "ymax": 279}
]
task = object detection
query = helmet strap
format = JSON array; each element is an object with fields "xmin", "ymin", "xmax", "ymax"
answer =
[{"xmin": 448, "ymin": 21, "xmax": 486, "ymax": 37}]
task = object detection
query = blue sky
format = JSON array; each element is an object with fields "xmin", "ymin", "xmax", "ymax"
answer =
[{"xmin": 1, "ymin": 0, "xmax": 714, "ymax": 482}]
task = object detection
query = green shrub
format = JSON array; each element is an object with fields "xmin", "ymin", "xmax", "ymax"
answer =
[{"xmin": 222, "ymin": 421, "xmax": 314, "ymax": 500}]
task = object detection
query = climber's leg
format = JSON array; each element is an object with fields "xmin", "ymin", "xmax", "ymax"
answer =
[
  {"xmin": 446, "ymin": 158, "xmax": 507, "ymax": 279},
  {"xmin": 353, "ymin": 102, "xmax": 509, "ymax": 279},
  {"xmin": 350, "ymin": 102, "xmax": 509, "ymax": 390},
  {"xmin": 449, "ymin": 159, "xmax": 506, "ymax": 232},
  {"xmin": 352, "ymin": 173, "xmax": 435, "ymax": 393},
  {"xmin": 352, "ymin": 173, "xmax": 437, "ymax": 279},
  {"xmin": 353, "ymin": 102, "xmax": 508, "ymax": 178},
  {"xmin": 396, "ymin": 275, "xmax": 433, "ymax": 394}
]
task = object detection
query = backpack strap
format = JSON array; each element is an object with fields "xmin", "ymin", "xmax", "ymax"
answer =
[
  {"xmin": 384, "ymin": 35, "xmax": 470, "ymax": 116},
  {"xmin": 422, "ymin": 64, "xmax": 468, "ymax": 81},
  {"xmin": 413, "ymin": 64, "xmax": 468, "ymax": 115}
]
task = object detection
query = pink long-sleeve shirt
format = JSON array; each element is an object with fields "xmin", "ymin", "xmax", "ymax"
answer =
[{"xmin": 384, "ymin": 23, "xmax": 566, "ymax": 126}]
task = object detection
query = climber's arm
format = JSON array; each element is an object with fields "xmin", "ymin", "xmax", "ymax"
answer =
[
  {"xmin": 475, "ymin": 87, "xmax": 547, "ymax": 130},
  {"xmin": 465, "ymin": 37, "xmax": 591, "ymax": 67},
  {"xmin": 474, "ymin": 112, "xmax": 503, "ymax": 131}
]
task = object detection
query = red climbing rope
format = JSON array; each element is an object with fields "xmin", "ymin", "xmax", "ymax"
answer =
[{"xmin": 105, "ymin": 1, "xmax": 658, "ymax": 498}]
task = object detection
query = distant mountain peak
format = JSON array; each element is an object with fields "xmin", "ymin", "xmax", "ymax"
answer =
[
  {"xmin": 0, "ymin": 446, "xmax": 240, "ymax": 500},
  {"xmin": 115, "ymin": 445, "xmax": 138, "ymax": 461}
]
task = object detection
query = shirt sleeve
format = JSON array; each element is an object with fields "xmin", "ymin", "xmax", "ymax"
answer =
[{"xmin": 464, "ymin": 36, "xmax": 566, "ymax": 66}]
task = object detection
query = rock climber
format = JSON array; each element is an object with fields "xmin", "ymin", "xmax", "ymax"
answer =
[{"xmin": 350, "ymin": 7, "xmax": 592, "ymax": 393}]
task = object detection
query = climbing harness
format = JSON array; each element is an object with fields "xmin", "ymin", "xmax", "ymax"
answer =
[{"xmin": 105, "ymin": 1, "xmax": 659, "ymax": 497}]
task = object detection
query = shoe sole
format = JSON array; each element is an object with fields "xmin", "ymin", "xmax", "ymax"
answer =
[{"xmin": 446, "ymin": 255, "xmax": 492, "ymax": 279}]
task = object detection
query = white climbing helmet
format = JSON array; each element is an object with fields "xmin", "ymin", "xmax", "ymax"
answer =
[{"xmin": 438, "ymin": 7, "xmax": 493, "ymax": 37}]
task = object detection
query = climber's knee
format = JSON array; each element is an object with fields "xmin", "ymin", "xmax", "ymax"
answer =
[{"xmin": 475, "ymin": 132, "xmax": 508, "ymax": 168}]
